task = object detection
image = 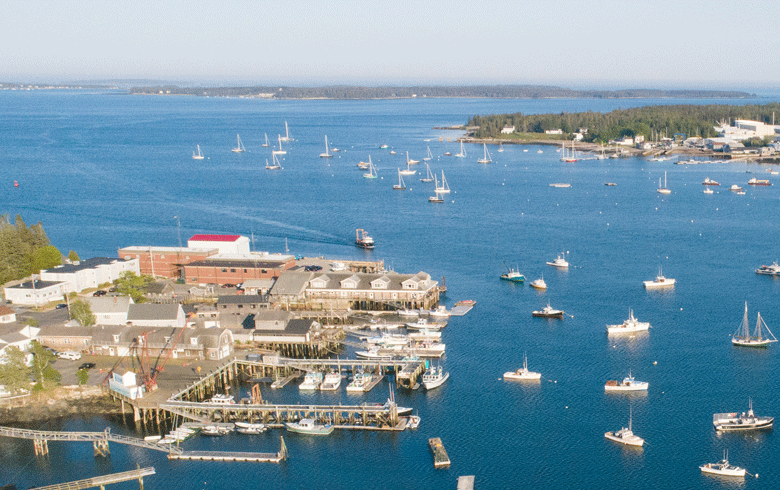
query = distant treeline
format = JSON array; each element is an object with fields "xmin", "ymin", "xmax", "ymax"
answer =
[
  {"xmin": 468, "ymin": 103, "xmax": 780, "ymax": 142},
  {"xmin": 129, "ymin": 84, "xmax": 754, "ymax": 100}
]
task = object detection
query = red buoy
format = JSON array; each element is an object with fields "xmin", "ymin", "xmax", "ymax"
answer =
[{"xmin": 14, "ymin": 180, "xmax": 19, "ymax": 187}]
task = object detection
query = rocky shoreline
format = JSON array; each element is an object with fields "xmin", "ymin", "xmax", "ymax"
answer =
[{"xmin": 0, "ymin": 387, "xmax": 124, "ymax": 424}]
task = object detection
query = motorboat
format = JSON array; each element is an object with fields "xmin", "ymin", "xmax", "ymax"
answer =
[
  {"xmin": 703, "ymin": 187, "xmax": 714, "ymax": 194},
  {"xmin": 407, "ymin": 329, "xmax": 442, "ymax": 342},
  {"xmin": 731, "ymin": 302, "xmax": 777, "ymax": 348},
  {"xmin": 713, "ymin": 399, "xmax": 774, "ymax": 431},
  {"xmin": 702, "ymin": 178, "xmax": 720, "ymax": 186},
  {"xmin": 355, "ymin": 228, "xmax": 375, "ymax": 249},
  {"xmin": 730, "ymin": 184, "xmax": 743, "ymax": 192},
  {"xmin": 605, "ymin": 409, "xmax": 644, "ymax": 447},
  {"xmin": 405, "ymin": 318, "xmax": 445, "ymax": 330},
  {"xmin": 422, "ymin": 365, "xmax": 449, "ymax": 390},
  {"xmin": 201, "ymin": 425, "xmax": 232, "ymax": 436},
  {"xmin": 700, "ymin": 451, "xmax": 747, "ymax": 478},
  {"xmin": 605, "ymin": 372, "xmax": 649, "ymax": 392},
  {"xmin": 346, "ymin": 373, "xmax": 374, "ymax": 392},
  {"xmin": 532, "ymin": 303, "xmax": 564, "ymax": 318},
  {"xmin": 355, "ymin": 347, "xmax": 395, "ymax": 361},
  {"xmin": 235, "ymin": 422, "xmax": 266, "ymax": 434},
  {"xmin": 643, "ymin": 267, "xmax": 675, "ymax": 289},
  {"xmin": 319, "ymin": 372, "xmax": 342, "ymax": 391},
  {"xmin": 756, "ymin": 261, "xmax": 780, "ymax": 276},
  {"xmin": 285, "ymin": 418, "xmax": 334, "ymax": 436},
  {"xmin": 529, "ymin": 276, "xmax": 547, "ymax": 290},
  {"xmin": 546, "ymin": 252, "xmax": 569, "ymax": 268},
  {"xmin": 407, "ymin": 415, "xmax": 421, "ymax": 429},
  {"xmin": 503, "ymin": 353, "xmax": 541, "ymax": 381},
  {"xmin": 404, "ymin": 340, "xmax": 446, "ymax": 358},
  {"xmin": 299, "ymin": 372, "xmax": 323, "ymax": 390},
  {"xmin": 208, "ymin": 394, "xmax": 236, "ymax": 404},
  {"xmin": 748, "ymin": 177, "xmax": 771, "ymax": 186},
  {"xmin": 549, "ymin": 183, "xmax": 571, "ymax": 188},
  {"xmin": 427, "ymin": 305, "xmax": 450, "ymax": 318},
  {"xmin": 607, "ymin": 309, "xmax": 650, "ymax": 334},
  {"xmin": 397, "ymin": 308, "xmax": 420, "ymax": 317},
  {"xmin": 406, "ymin": 151, "xmax": 419, "ymax": 165},
  {"xmin": 500, "ymin": 268, "xmax": 525, "ymax": 283}
]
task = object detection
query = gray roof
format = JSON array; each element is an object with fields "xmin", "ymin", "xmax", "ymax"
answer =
[
  {"xmin": 307, "ymin": 271, "xmax": 434, "ymax": 291},
  {"xmin": 127, "ymin": 304, "xmax": 181, "ymax": 321},
  {"xmin": 270, "ymin": 271, "xmax": 313, "ymax": 296},
  {"xmin": 144, "ymin": 281, "xmax": 174, "ymax": 295},
  {"xmin": 37, "ymin": 324, "xmax": 97, "ymax": 338},
  {"xmin": 185, "ymin": 259, "xmax": 288, "ymax": 268},
  {"xmin": 217, "ymin": 294, "xmax": 268, "ymax": 305},
  {"xmin": 86, "ymin": 296, "xmax": 132, "ymax": 314},
  {"xmin": 0, "ymin": 331, "xmax": 28, "ymax": 343},
  {"xmin": 43, "ymin": 257, "xmax": 131, "ymax": 274},
  {"xmin": 254, "ymin": 318, "xmax": 315, "ymax": 337},
  {"xmin": 6, "ymin": 279, "xmax": 65, "ymax": 290}
]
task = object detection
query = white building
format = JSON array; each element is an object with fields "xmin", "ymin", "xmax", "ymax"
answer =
[
  {"xmin": 500, "ymin": 126, "xmax": 515, "ymax": 134},
  {"xmin": 715, "ymin": 119, "xmax": 780, "ymax": 141},
  {"xmin": 187, "ymin": 234, "xmax": 251, "ymax": 255},
  {"xmin": 85, "ymin": 296, "xmax": 134, "ymax": 325},
  {"xmin": 545, "ymin": 129, "xmax": 563, "ymax": 135},
  {"xmin": 0, "ymin": 306, "xmax": 16, "ymax": 324},
  {"xmin": 126, "ymin": 304, "xmax": 186, "ymax": 329},
  {"xmin": 3, "ymin": 280, "xmax": 68, "ymax": 306},
  {"xmin": 40, "ymin": 257, "xmax": 140, "ymax": 294}
]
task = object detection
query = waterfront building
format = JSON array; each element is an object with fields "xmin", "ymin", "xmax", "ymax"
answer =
[
  {"xmin": 183, "ymin": 254, "xmax": 295, "ymax": 285},
  {"xmin": 90, "ymin": 325, "xmax": 233, "ymax": 360},
  {"xmin": 240, "ymin": 278, "xmax": 276, "ymax": 295},
  {"xmin": 143, "ymin": 280, "xmax": 213, "ymax": 303},
  {"xmin": 118, "ymin": 245, "xmax": 218, "ymax": 279},
  {"xmin": 187, "ymin": 234, "xmax": 251, "ymax": 255},
  {"xmin": 36, "ymin": 325, "xmax": 93, "ymax": 353},
  {"xmin": 3, "ymin": 279, "xmax": 68, "ymax": 306},
  {"xmin": 107, "ymin": 368, "xmax": 144, "ymax": 400},
  {"xmin": 216, "ymin": 294, "xmax": 271, "ymax": 328},
  {"xmin": 0, "ymin": 323, "xmax": 40, "ymax": 359},
  {"xmin": 251, "ymin": 318, "xmax": 317, "ymax": 344}
]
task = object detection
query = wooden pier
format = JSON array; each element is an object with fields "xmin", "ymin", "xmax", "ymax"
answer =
[
  {"xmin": 0, "ymin": 426, "xmax": 181, "ymax": 455},
  {"xmin": 29, "ymin": 467, "xmax": 156, "ymax": 490},
  {"xmin": 428, "ymin": 437, "xmax": 451, "ymax": 468}
]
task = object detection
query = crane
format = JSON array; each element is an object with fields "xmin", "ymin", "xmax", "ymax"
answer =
[{"xmin": 137, "ymin": 326, "xmax": 188, "ymax": 392}]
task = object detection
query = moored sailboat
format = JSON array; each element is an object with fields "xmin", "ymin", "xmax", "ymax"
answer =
[
  {"xmin": 320, "ymin": 135, "xmax": 333, "ymax": 158},
  {"xmin": 454, "ymin": 141, "xmax": 466, "ymax": 158},
  {"xmin": 393, "ymin": 169, "xmax": 406, "ymax": 190},
  {"xmin": 192, "ymin": 145, "xmax": 205, "ymax": 160},
  {"xmin": 232, "ymin": 134, "xmax": 246, "ymax": 153},
  {"xmin": 732, "ymin": 302, "xmax": 777, "ymax": 347},
  {"xmin": 420, "ymin": 164, "xmax": 434, "ymax": 182},
  {"xmin": 477, "ymin": 143, "xmax": 492, "ymax": 164}
]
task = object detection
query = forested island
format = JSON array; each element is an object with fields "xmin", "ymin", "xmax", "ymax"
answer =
[
  {"xmin": 129, "ymin": 84, "xmax": 753, "ymax": 100},
  {"xmin": 467, "ymin": 102, "xmax": 780, "ymax": 144}
]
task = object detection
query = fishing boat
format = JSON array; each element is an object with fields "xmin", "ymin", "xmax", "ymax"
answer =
[
  {"xmin": 299, "ymin": 372, "xmax": 323, "ymax": 390},
  {"xmin": 279, "ymin": 121, "xmax": 292, "ymax": 142},
  {"xmin": 262, "ymin": 133, "xmax": 270, "ymax": 147},
  {"xmin": 319, "ymin": 135, "xmax": 333, "ymax": 158},
  {"xmin": 427, "ymin": 305, "xmax": 450, "ymax": 318},
  {"xmin": 420, "ymin": 164, "xmax": 434, "ymax": 182},
  {"xmin": 273, "ymin": 134, "xmax": 287, "ymax": 155},
  {"xmin": 713, "ymin": 399, "xmax": 774, "ymax": 431},
  {"xmin": 355, "ymin": 229, "xmax": 375, "ymax": 249},
  {"xmin": 700, "ymin": 451, "xmax": 747, "ymax": 477},
  {"xmin": 397, "ymin": 308, "xmax": 420, "ymax": 317},
  {"xmin": 355, "ymin": 346, "xmax": 395, "ymax": 360},
  {"xmin": 546, "ymin": 252, "xmax": 569, "ymax": 268},
  {"xmin": 756, "ymin": 261, "xmax": 780, "ymax": 276},
  {"xmin": 657, "ymin": 171, "xmax": 671, "ymax": 194},
  {"xmin": 532, "ymin": 303, "xmax": 564, "ymax": 318},
  {"xmin": 702, "ymin": 178, "xmax": 720, "ymax": 186},
  {"xmin": 477, "ymin": 143, "xmax": 492, "ymax": 164},
  {"xmin": 444, "ymin": 150, "xmax": 452, "ymax": 156},
  {"xmin": 529, "ymin": 276, "xmax": 547, "ymax": 290},
  {"xmin": 454, "ymin": 141, "xmax": 467, "ymax": 158},
  {"xmin": 429, "ymin": 191, "xmax": 444, "ymax": 203},
  {"xmin": 192, "ymin": 145, "xmax": 205, "ymax": 160},
  {"xmin": 380, "ymin": 144, "xmax": 388, "ymax": 149},
  {"xmin": 266, "ymin": 153, "xmax": 282, "ymax": 170},
  {"xmin": 232, "ymin": 134, "xmax": 246, "ymax": 153},
  {"xmin": 399, "ymin": 161, "xmax": 417, "ymax": 176},
  {"xmin": 393, "ymin": 169, "xmax": 406, "ymax": 190},
  {"xmin": 643, "ymin": 267, "xmax": 675, "ymax": 289},
  {"xmin": 503, "ymin": 353, "xmax": 541, "ymax": 380},
  {"xmin": 235, "ymin": 422, "xmax": 266, "ymax": 434},
  {"xmin": 500, "ymin": 267, "xmax": 525, "ymax": 283},
  {"xmin": 605, "ymin": 408, "xmax": 644, "ymax": 447},
  {"xmin": 607, "ymin": 310, "xmax": 650, "ymax": 334},
  {"xmin": 748, "ymin": 177, "xmax": 771, "ymax": 186},
  {"xmin": 407, "ymin": 415, "xmax": 421, "ymax": 429},
  {"xmin": 424, "ymin": 147, "xmax": 433, "ymax": 161},
  {"xmin": 435, "ymin": 171, "xmax": 450, "ymax": 193},
  {"xmin": 389, "ymin": 149, "xmax": 396, "ymax": 155},
  {"xmin": 406, "ymin": 151, "xmax": 419, "ymax": 165},
  {"xmin": 405, "ymin": 318, "xmax": 446, "ymax": 331},
  {"xmin": 422, "ymin": 365, "xmax": 449, "ymax": 390},
  {"xmin": 363, "ymin": 159, "xmax": 378, "ymax": 179},
  {"xmin": 731, "ymin": 302, "xmax": 777, "ymax": 348},
  {"xmin": 604, "ymin": 372, "xmax": 648, "ymax": 392},
  {"xmin": 346, "ymin": 372, "xmax": 374, "ymax": 391},
  {"xmin": 319, "ymin": 372, "xmax": 342, "ymax": 391},
  {"xmin": 285, "ymin": 418, "xmax": 334, "ymax": 436},
  {"xmin": 208, "ymin": 394, "xmax": 236, "ymax": 404}
]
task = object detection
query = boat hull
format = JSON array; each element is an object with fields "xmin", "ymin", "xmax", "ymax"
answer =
[
  {"xmin": 604, "ymin": 432, "xmax": 644, "ymax": 447},
  {"xmin": 643, "ymin": 279, "xmax": 675, "ymax": 288},
  {"xmin": 700, "ymin": 465, "xmax": 745, "ymax": 477},
  {"xmin": 423, "ymin": 371, "xmax": 449, "ymax": 390},
  {"xmin": 285, "ymin": 422, "xmax": 334, "ymax": 436},
  {"xmin": 532, "ymin": 311, "xmax": 563, "ymax": 318},
  {"xmin": 500, "ymin": 274, "xmax": 525, "ymax": 283},
  {"xmin": 503, "ymin": 371, "xmax": 541, "ymax": 381},
  {"xmin": 731, "ymin": 338, "xmax": 774, "ymax": 348}
]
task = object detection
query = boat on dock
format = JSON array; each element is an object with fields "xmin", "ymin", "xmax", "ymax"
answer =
[
  {"xmin": 397, "ymin": 308, "xmax": 420, "ymax": 317},
  {"xmin": 201, "ymin": 425, "xmax": 232, "ymax": 436},
  {"xmin": 732, "ymin": 302, "xmax": 777, "ymax": 348},
  {"xmin": 235, "ymin": 422, "xmax": 266, "ymax": 434},
  {"xmin": 607, "ymin": 309, "xmax": 650, "ymax": 334},
  {"xmin": 700, "ymin": 451, "xmax": 747, "ymax": 478},
  {"xmin": 429, "ymin": 437, "xmax": 451, "ymax": 468},
  {"xmin": 532, "ymin": 303, "xmax": 564, "ymax": 318},
  {"xmin": 643, "ymin": 267, "xmax": 675, "ymax": 289},
  {"xmin": 546, "ymin": 252, "xmax": 569, "ymax": 268},
  {"xmin": 756, "ymin": 261, "xmax": 780, "ymax": 275},
  {"xmin": 285, "ymin": 418, "xmax": 334, "ymax": 436},
  {"xmin": 713, "ymin": 399, "xmax": 773, "ymax": 431},
  {"xmin": 422, "ymin": 365, "xmax": 449, "ymax": 390},
  {"xmin": 208, "ymin": 394, "xmax": 235, "ymax": 404},
  {"xmin": 355, "ymin": 347, "xmax": 395, "ymax": 361},
  {"xmin": 346, "ymin": 372, "xmax": 374, "ymax": 392},
  {"xmin": 319, "ymin": 372, "xmax": 342, "ymax": 391},
  {"xmin": 427, "ymin": 305, "xmax": 450, "ymax": 318},
  {"xmin": 503, "ymin": 353, "xmax": 541, "ymax": 381},
  {"xmin": 605, "ymin": 372, "xmax": 648, "ymax": 392},
  {"xmin": 405, "ymin": 318, "xmax": 445, "ymax": 330},
  {"xmin": 407, "ymin": 415, "xmax": 421, "ymax": 429},
  {"xmin": 605, "ymin": 408, "xmax": 644, "ymax": 447}
]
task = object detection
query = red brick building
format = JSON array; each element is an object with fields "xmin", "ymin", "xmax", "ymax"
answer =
[
  {"xmin": 183, "ymin": 255, "xmax": 295, "ymax": 285},
  {"xmin": 118, "ymin": 246, "xmax": 218, "ymax": 279}
]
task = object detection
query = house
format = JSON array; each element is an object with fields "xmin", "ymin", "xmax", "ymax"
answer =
[
  {"xmin": 0, "ymin": 324, "xmax": 40, "ymax": 359},
  {"xmin": 189, "ymin": 327, "xmax": 234, "ymax": 360},
  {"xmin": 252, "ymin": 318, "xmax": 317, "ymax": 344},
  {"xmin": 36, "ymin": 325, "xmax": 94, "ymax": 352},
  {"xmin": 187, "ymin": 234, "xmax": 251, "ymax": 255},
  {"xmin": 217, "ymin": 295, "xmax": 271, "ymax": 328},
  {"xmin": 126, "ymin": 304, "xmax": 186, "ymax": 329},
  {"xmin": 118, "ymin": 245, "xmax": 219, "ymax": 279},
  {"xmin": 500, "ymin": 126, "xmax": 515, "ymax": 134},
  {"xmin": 544, "ymin": 129, "xmax": 563, "ymax": 135},
  {"xmin": 270, "ymin": 271, "xmax": 313, "ymax": 309},
  {"xmin": 40, "ymin": 257, "xmax": 140, "ymax": 293},
  {"xmin": 3, "ymin": 280, "xmax": 68, "ymax": 306},
  {"xmin": 0, "ymin": 306, "xmax": 16, "ymax": 324},
  {"xmin": 240, "ymin": 278, "xmax": 276, "ymax": 295},
  {"xmin": 91, "ymin": 325, "xmax": 231, "ymax": 360},
  {"xmin": 85, "ymin": 296, "xmax": 133, "ymax": 325}
]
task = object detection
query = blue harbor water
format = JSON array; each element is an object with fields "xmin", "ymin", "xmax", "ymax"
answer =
[{"xmin": 2, "ymin": 91, "xmax": 780, "ymax": 489}]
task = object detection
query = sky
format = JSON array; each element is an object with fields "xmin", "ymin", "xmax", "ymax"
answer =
[{"xmin": 2, "ymin": 0, "xmax": 779, "ymax": 90}]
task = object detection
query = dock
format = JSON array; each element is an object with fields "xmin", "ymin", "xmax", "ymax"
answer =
[
  {"xmin": 457, "ymin": 475, "xmax": 475, "ymax": 490},
  {"xmin": 29, "ymin": 467, "xmax": 156, "ymax": 490},
  {"xmin": 428, "ymin": 437, "xmax": 451, "ymax": 468},
  {"xmin": 449, "ymin": 305, "xmax": 474, "ymax": 316},
  {"xmin": 270, "ymin": 371, "xmax": 302, "ymax": 389},
  {"xmin": 171, "ymin": 450, "xmax": 283, "ymax": 463}
]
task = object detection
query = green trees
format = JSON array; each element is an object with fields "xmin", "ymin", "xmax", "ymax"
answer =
[
  {"xmin": 76, "ymin": 368, "xmax": 89, "ymax": 386},
  {"xmin": 68, "ymin": 250, "xmax": 81, "ymax": 262},
  {"xmin": 0, "ymin": 214, "xmax": 62, "ymax": 284},
  {"xmin": 28, "ymin": 341, "xmax": 60, "ymax": 391},
  {"xmin": 70, "ymin": 299, "xmax": 96, "ymax": 326},
  {"xmin": 115, "ymin": 271, "xmax": 153, "ymax": 303},
  {"xmin": 0, "ymin": 346, "xmax": 30, "ymax": 394},
  {"xmin": 0, "ymin": 341, "xmax": 61, "ymax": 394}
]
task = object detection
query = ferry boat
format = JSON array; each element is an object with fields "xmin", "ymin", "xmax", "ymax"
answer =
[
  {"xmin": 546, "ymin": 252, "xmax": 569, "ymax": 268},
  {"xmin": 702, "ymin": 178, "xmax": 720, "ymax": 185},
  {"xmin": 643, "ymin": 267, "xmax": 675, "ymax": 289},
  {"xmin": 422, "ymin": 365, "xmax": 449, "ymax": 390},
  {"xmin": 756, "ymin": 261, "xmax": 780, "ymax": 276},
  {"xmin": 208, "ymin": 394, "xmax": 236, "ymax": 404},
  {"xmin": 299, "ymin": 372, "xmax": 323, "ymax": 390},
  {"xmin": 748, "ymin": 177, "xmax": 771, "ymax": 186},
  {"xmin": 319, "ymin": 372, "xmax": 342, "ymax": 391},
  {"xmin": 503, "ymin": 353, "xmax": 542, "ymax": 381},
  {"xmin": 607, "ymin": 309, "xmax": 650, "ymax": 334},
  {"xmin": 713, "ymin": 399, "xmax": 774, "ymax": 431},
  {"xmin": 731, "ymin": 302, "xmax": 777, "ymax": 348},
  {"xmin": 500, "ymin": 267, "xmax": 525, "ymax": 283},
  {"xmin": 605, "ymin": 409, "xmax": 644, "ymax": 447},
  {"xmin": 529, "ymin": 276, "xmax": 547, "ymax": 290},
  {"xmin": 285, "ymin": 418, "xmax": 334, "ymax": 436},
  {"xmin": 532, "ymin": 303, "xmax": 564, "ymax": 318},
  {"xmin": 605, "ymin": 372, "xmax": 649, "ymax": 392},
  {"xmin": 355, "ymin": 228, "xmax": 375, "ymax": 249},
  {"xmin": 700, "ymin": 451, "xmax": 747, "ymax": 477}
]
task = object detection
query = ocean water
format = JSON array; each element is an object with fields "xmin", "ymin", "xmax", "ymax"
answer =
[{"xmin": 2, "ymin": 91, "xmax": 780, "ymax": 489}]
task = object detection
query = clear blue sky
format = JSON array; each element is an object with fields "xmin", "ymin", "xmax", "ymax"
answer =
[{"xmin": 2, "ymin": 0, "xmax": 778, "ymax": 89}]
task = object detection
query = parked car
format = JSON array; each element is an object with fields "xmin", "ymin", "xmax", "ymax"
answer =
[
  {"xmin": 78, "ymin": 362, "xmax": 96, "ymax": 370},
  {"xmin": 108, "ymin": 287, "xmax": 117, "ymax": 292},
  {"xmin": 222, "ymin": 283, "xmax": 236, "ymax": 288},
  {"xmin": 304, "ymin": 265, "xmax": 322, "ymax": 271},
  {"xmin": 57, "ymin": 351, "xmax": 82, "ymax": 361},
  {"xmin": 92, "ymin": 290, "xmax": 107, "ymax": 297},
  {"xmin": 55, "ymin": 303, "xmax": 68, "ymax": 309}
]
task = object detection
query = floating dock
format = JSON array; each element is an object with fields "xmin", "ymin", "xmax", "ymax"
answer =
[
  {"xmin": 457, "ymin": 475, "xmax": 475, "ymax": 490},
  {"xmin": 450, "ymin": 305, "xmax": 474, "ymax": 316},
  {"xmin": 170, "ymin": 450, "xmax": 283, "ymax": 463},
  {"xmin": 428, "ymin": 437, "xmax": 451, "ymax": 468}
]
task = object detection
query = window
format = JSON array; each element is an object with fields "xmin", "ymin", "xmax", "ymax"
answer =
[
  {"xmin": 237, "ymin": 304, "xmax": 243, "ymax": 309},
  {"xmin": 63, "ymin": 339, "xmax": 70, "ymax": 344},
  {"xmin": 221, "ymin": 268, "xmax": 227, "ymax": 273},
  {"xmin": 243, "ymin": 269, "xmax": 248, "ymax": 273},
  {"xmin": 230, "ymin": 269, "xmax": 236, "ymax": 273}
]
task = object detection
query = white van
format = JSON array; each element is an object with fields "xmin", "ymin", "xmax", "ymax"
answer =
[{"xmin": 57, "ymin": 351, "xmax": 82, "ymax": 361}]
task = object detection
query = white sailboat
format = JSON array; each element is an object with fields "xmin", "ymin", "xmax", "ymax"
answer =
[
  {"xmin": 363, "ymin": 158, "xmax": 377, "ymax": 179},
  {"xmin": 192, "ymin": 145, "xmax": 205, "ymax": 160},
  {"xmin": 407, "ymin": 151, "xmax": 419, "ymax": 165},
  {"xmin": 477, "ymin": 143, "xmax": 492, "ymax": 164},
  {"xmin": 393, "ymin": 169, "xmax": 406, "ymax": 190},
  {"xmin": 266, "ymin": 152, "xmax": 282, "ymax": 170},
  {"xmin": 435, "ymin": 171, "xmax": 450, "ymax": 194},
  {"xmin": 420, "ymin": 164, "xmax": 434, "ymax": 182},
  {"xmin": 657, "ymin": 171, "xmax": 671, "ymax": 194},
  {"xmin": 454, "ymin": 141, "xmax": 466, "ymax": 158},
  {"xmin": 232, "ymin": 134, "xmax": 246, "ymax": 153},
  {"xmin": 429, "ymin": 190, "xmax": 444, "ymax": 203},
  {"xmin": 423, "ymin": 147, "xmax": 433, "ymax": 161},
  {"xmin": 273, "ymin": 135, "xmax": 287, "ymax": 155},
  {"xmin": 262, "ymin": 133, "xmax": 270, "ymax": 147},
  {"xmin": 279, "ymin": 121, "xmax": 292, "ymax": 142},
  {"xmin": 399, "ymin": 161, "xmax": 417, "ymax": 176},
  {"xmin": 732, "ymin": 302, "xmax": 778, "ymax": 347},
  {"xmin": 497, "ymin": 141, "xmax": 504, "ymax": 153},
  {"xmin": 560, "ymin": 141, "xmax": 578, "ymax": 162},
  {"xmin": 320, "ymin": 135, "xmax": 333, "ymax": 158}
]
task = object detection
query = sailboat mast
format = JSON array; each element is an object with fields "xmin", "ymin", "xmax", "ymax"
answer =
[{"xmin": 743, "ymin": 302, "xmax": 750, "ymax": 340}]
